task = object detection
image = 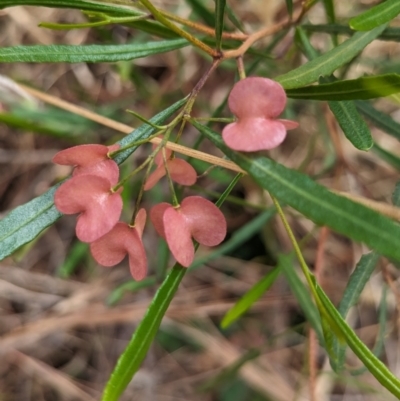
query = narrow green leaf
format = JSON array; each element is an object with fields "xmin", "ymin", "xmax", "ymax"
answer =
[
  {"xmin": 0, "ymin": 0, "xmax": 179, "ymax": 38},
  {"xmin": 192, "ymin": 122, "xmax": 400, "ymax": 261},
  {"xmin": 0, "ymin": 185, "xmax": 62, "ymax": 261},
  {"xmin": 0, "ymin": 0, "xmax": 139, "ymax": 15},
  {"xmin": 334, "ymin": 252, "xmax": 380, "ymax": 370},
  {"xmin": 0, "ymin": 99, "xmax": 186, "ymax": 261},
  {"xmin": 314, "ymin": 281, "xmax": 400, "ymax": 398},
  {"xmin": 302, "ymin": 23, "xmax": 400, "ymax": 41},
  {"xmin": 322, "ymin": 0, "xmax": 335, "ymax": 24},
  {"xmin": 215, "ymin": 0, "xmax": 226, "ymax": 51},
  {"xmin": 102, "ymin": 265, "xmax": 187, "ymax": 401},
  {"xmin": 224, "ymin": 4, "xmax": 245, "ymax": 33},
  {"xmin": 221, "ymin": 267, "xmax": 280, "ymax": 328},
  {"xmin": 356, "ymin": 101, "xmax": 400, "ymax": 141},
  {"xmin": 339, "ymin": 253, "xmax": 380, "ymax": 318},
  {"xmin": 285, "ymin": 0, "xmax": 293, "ymax": 18},
  {"xmin": 276, "ymin": 25, "xmax": 387, "ymax": 89},
  {"xmin": 372, "ymin": 143, "xmax": 400, "ymax": 170},
  {"xmin": 350, "ymin": 0, "xmax": 400, "ymax": 31},
  {"xmin": 58, "ymin": 241, "xmax": 89, "ymax": 278},
  {"xmin": 328, "ymin": 100, "xmax": 373, "ymax": 150},
  {"xmin": 185, "ymin": 0, "xmax": 215, "ymax": 26},
  {"xmin": 286, "ymin": 74, "xmax": 400, "ymax": 100},
  {"xmin": 0, "ymin": 39, "xmax": 188, "ymax": 63},
  {"xmin": 294, "ymin": 28, "xmax": 373, "ymax": 151},
  {"xmin": 101, "ymin": 174, "xmax": 239, "ymax": 401},
  {"xmin": 279, "ymin": 255, "xmax": 324, "ymax": 343},
  {"xmin": 351, "ymin": 285, "xmax": 388, "ymax": 376},
  {"xmin": 392, "ymin": 181, "xmax": 400, "ymax": 206}
]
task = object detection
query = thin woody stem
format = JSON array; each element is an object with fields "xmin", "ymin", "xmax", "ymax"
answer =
[
  {"xmin": 138, "ymin": 0, "xmax": 218, "ymax": 57},
  {"xmin": 159, "ymin": 9, "xmax": 248, "ymax": 41}
]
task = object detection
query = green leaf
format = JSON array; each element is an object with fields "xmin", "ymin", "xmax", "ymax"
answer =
[
  {"xmin": 185, "ymin": 0, "xmax": 215, "ymax": 26},
  {"xmin": 224, "ymin": 4, "xmax": 245, "ymax": 33},
  {"xmin": 286, "ymin": 74, "xmax": 400, "ymax": 100},
  {"xmin": 275, "ymin": 25, "xmax": 387, "ymax": 89},
  {"xmin": 0, "ymin": 0, "xmax": 138, "ymax": 14},
  {"xmin": 302, "ymin": 23, "xmax": 400, "ymax": 41},
  {"xmin": 314, "ymin": 280, "xmax": 400, "ymax": 398},
  {"xmin": 58, "ymin": 241, "xmax": 89, "ymax": 278},
  {"xmin": 322, "ymin": 0, "xmax": 335, "ymax": 24},
  {"xmin": 294, "ymin": 28, "xmax": 373, "ymax": 151},
  {"xmin": 356, "ymin": 101, "xmax": 400, "ymax": 141},
  {"xmin": 101, "ymin": 174, "xmax": 239, "ymax": 401},
  {"xmin": 221, "ymin": 267, "xmax": 280, "ymax": 328},
  {"xmin": 372, "ymin": 143, "xmax": 400, "ymax": 170},
  {"xmin": 392, "ymin": 181, "xmax": 400, "ymax": 207},
  {"xmin": 0, "ymin": 185, "xmax": 62, "ymax": 261},
  {"xmin": 285, "ymin": 0, "xmax": 293, "ymax": 18},
  {"xmin": 0, "ymin": 39, "xmax": 188, "ymax": 63},
  {"xmin": 192, "ymin": 121, "xmax": 400, "ymax": 261},
  {"xmin": 215, "ymin": 0, "xmax": 226, "ymax": 51},
  {"xmin": 334, "ymin": 252, "xmax": 380, "ymax": 370},
  {"xmin": 350, "ymin": 0, "xmax": 400, "ymax": 31},
  {"xmin": 0, "ymin": 99, "xmax": 186, "ymax": 261},
  {"xmin": 101, "ymin": 265, "xmax": 187, "ymax": 401},
  {"xmin": 328, "ymin": 100, "xmax": 373, "ymax": 150},
  {"xmin": 279, "ymin": 255, "xmax": 324, "ymax": 343}
]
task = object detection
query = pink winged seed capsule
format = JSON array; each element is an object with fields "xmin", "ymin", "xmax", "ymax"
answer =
[
  {"xmin": 144, "ymin": 147, "xmax": 197, "ymax": 191},
  {"xmin": 150, "ymin": 196, "xmax": 226, "ymax": 267},
  {"xmin": 222, "ymin": 77, "xmax": 299, "ymax": 152},
  {"xmin": 54, "ymin": 174, "xmax": 123, "ymax": 243},
  {"xmin": 52, "ymin": 144, "xmax": 120, "ymax": 185},
  {"xmin": 90, "ymin": 209, "xmax": 148, "ymax": 281}
]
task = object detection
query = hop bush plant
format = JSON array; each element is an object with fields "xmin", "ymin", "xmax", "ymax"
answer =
[{"xmin": 2, "ymin": 1, "xmax": 400, "ymax": 400}]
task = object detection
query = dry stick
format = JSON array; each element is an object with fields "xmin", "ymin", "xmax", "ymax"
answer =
[
  {"xmin": 19, "ymin": 84, "xmax": 244, "ymax": 174},
  {"xmin": 19, "ymin": 84, "xmax": 400, "ymax": 223}
]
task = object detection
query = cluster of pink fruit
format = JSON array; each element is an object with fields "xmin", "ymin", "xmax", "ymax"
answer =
[
  {"xmin": 53, "ymin": 144, "xmax": 226, "ymax": 280},
  {"xmin": 53, "ymin": 77, "xmax": 298, "ymax": 281}
]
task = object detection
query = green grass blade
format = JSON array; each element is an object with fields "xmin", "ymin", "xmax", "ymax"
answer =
[
  {"xmin": 328, "ymin": 100, "xmax": 372, "ymax": 150},
  {"xmin": 275, "ymin": 25, "xmax": 387, "ymax": 89},
  {"xmin": 192, "ymin": 121, "xmax": 400, "ymax": 261},
  {"xmin": 392, "ymin": 181, "xmax": 400, "ymax": 206},
  {"xmin": 0, "ymin": 39, "xmax": 188, "ymax": 63},
  {"xmin": 221, "ymin": 267, "xmax": 281, "ymax": 328},
  {"xmin": 286, "ymin": 74, "xmax": 400, "ymax": 100},
  {"xmin": 0, "ymin": 99, "xmax": 186, "ymax": 261},
  {"xmin": 101, "ymin": 265, "xmax": 187, "ymax": 401},
  {"xmin": 215, "ymin": 0, "xmax": 226, "ymax": 51},
  {"xmin": 302, "ymin": 24, "xmax": 400, "ymax": 41},
  {"xmin": 185, "ymin": 0, "xmax": 215, "ymax": 26},
  {"xmin": 350, "ymin": 0, "xmax": 400, "ymax": 31},
  {"xmin": 314, "ymin": 279, "xmax": 400, "ymax": 398},
  {"xmin": 101, "ymin": 174, "xmax": 240, "ymax": 401},
  {"xmin": 279, "ymin": 255, "xmax": 324, "ymax": 343},
  {"xmin": 285, "ymin": 0, "xmax": 293, "ymax": 18},
  {"xmin": 372, "ymin": 143, "xmax": 400, "ymax": 170},
  {"xmin": 0, "ymin": 0, "xmax": 138, "ymax": 14},
  {"xmin": 351, "ymin": 285, "xmax": 388, "ymax": 376},
  {"xmin": 334, "ymin": 252, "xmax": 380, "ymax": 370},
  {"xmin": 322, "ymin": 0, "xmax": 335, "ymax": 23},
  {"xmin": 356, "ymin": 101, "xmax": 400, "ymax": 141}
]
